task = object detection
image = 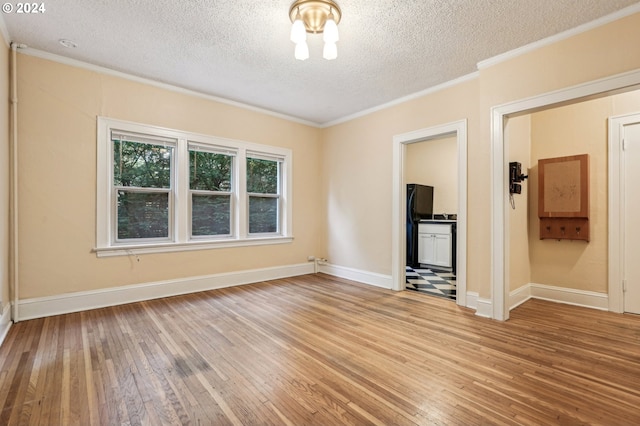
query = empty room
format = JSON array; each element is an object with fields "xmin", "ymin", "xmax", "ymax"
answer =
[{"xmin": 1, "ymin": 1, "xmax": 640, "ymax": 424}]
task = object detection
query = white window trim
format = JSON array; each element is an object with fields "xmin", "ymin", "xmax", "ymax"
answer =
[
  {"xmin": 187, "ymin": 142, "xmax": 236, "ymax": 240},
  {"xmin": 96, "ymin": 117, "xmax": 293, "ymax": 257},
  {"xmin": 246, "ymin": 152, "xmax": 284, "ymax": 236}
]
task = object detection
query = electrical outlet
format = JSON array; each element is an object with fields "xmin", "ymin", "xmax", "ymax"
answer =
[{"xmin": 307, "ymin": 255, "xmax": 315, "ymax": 261}]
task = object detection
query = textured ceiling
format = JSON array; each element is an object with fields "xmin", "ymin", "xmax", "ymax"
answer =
[{"xmin": 2, "ymin": 0, "xmax": 639, "ymax": 125}]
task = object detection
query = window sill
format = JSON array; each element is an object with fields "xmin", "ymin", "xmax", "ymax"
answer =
[{"xmin": 93, "ymin": 236, "xmax": 294, "ymax": 257}]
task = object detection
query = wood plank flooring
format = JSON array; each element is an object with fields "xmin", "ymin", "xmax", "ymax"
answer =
[{"xmin": 1, "ymin": 273, "xmax": 639, "ymax": 425}]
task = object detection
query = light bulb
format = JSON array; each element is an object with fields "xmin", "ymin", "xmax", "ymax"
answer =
[
  {"xmin": 295, "ymin": 41, "xmax": 309, "ymax": 60},
  {"xmin": 323, "ymin": 16, "xmax": 339, "ymax": 43},
  {"xmin": 290, "ymin": 10, "xmax": 306, "ymax": 44},
  {"xmin": 323, "ymin": 42, "xmax": 337, "ymax": 60}
]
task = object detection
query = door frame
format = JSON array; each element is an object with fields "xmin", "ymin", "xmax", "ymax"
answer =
[
  {"xmin": 608, "ymin": 112, "xmax": 640, "ymax": 313},
  {"xmin": 491, "ymin": 69, "xmax": 640, "ymax": 321},
  {"xmin": 391, "ymin": 119, "xmax": 467, "ymax": 308}
]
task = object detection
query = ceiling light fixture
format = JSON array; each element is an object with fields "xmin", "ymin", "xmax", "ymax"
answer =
[{"xmin": 289, "ymin": 0, "xmax": 341, "ymax": 61}]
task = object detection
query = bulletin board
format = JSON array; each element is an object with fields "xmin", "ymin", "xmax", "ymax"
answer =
[{"xmin": 538, "ymin": 154, "xmax": 589, "ymax": 241}]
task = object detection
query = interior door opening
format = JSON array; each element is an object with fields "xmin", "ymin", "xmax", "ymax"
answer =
[
  {"xmin": 405, "ymin": 139, "xmax": 458, "ymax": 302},
  {"xmin": 392, "ymin": 120, "xmax": 467, "ymax": 308},
  {"xmin": 494, "ymin": 72, "xmax": 640, "ymax": 321}
]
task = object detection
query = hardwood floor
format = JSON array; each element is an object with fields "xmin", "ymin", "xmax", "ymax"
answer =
[{"xmin": 1, "ymin": 273, "xmax": 639, "ymax": 425}]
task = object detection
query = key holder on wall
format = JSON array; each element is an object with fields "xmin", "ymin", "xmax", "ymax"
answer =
[{"xmin": 538, "ymin": 154, "xmax": 589, "ymax": 241}]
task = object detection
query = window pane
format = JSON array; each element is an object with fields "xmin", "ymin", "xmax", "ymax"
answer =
[
  {"xmin": 246, "ymin": 158, "xmax": 278, "ymax": 194},
  {"xmin": 249, "ymin": 196, "xmax": 278, "ymax": 234},
  {"xmin": 190, "ymin": 151, "xmax": 232, "ymax": 191},
  {"xmin": 117, "ymin": 191, "xmax": 169, "ymax": 239},
  {"xmin": 192, "ymin": 194, "xmax": 231, "ymax": 236},
  {"xmin": 113, "ymin": 139, "xmax": 172, "ymax": 188}
]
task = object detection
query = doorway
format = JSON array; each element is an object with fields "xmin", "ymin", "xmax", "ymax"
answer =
[
  {"xmin": 391, "ymin": 120, "xmax": 467, "ymax": 308},
  {"xmin": 492, "ymin": 70, "xmax": 640, "ymax": 321},
  {"xmin": 609, "ymin": 112, "xmax": 640, "ymax": 314}
]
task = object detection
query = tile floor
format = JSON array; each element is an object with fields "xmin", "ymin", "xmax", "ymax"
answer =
[{"xmin": 405, "ymin": 266, "xmax": 456, "ymax": 301}]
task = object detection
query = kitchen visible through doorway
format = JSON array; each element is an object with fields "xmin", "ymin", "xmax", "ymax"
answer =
[{"xmin": 405, "ymin": 266, "xmax": 456, "ymax": 301}]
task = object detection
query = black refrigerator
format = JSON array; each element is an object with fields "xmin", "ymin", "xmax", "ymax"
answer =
[{"xmin": 406, "ymin": 183, "xmax": 434, "ymax": 267}]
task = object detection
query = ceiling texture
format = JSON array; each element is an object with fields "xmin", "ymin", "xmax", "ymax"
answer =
[{"xmin": 2, "ymin": 0, "xmax": 639, "ymax": 125}]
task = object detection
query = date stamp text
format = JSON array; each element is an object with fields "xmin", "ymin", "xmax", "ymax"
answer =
[{"xmin": 2, "ymin": 3, "xmax": 46, "ymax": 13}]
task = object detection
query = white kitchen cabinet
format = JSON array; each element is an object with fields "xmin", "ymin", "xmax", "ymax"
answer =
[{"xmin": 418, "ymin": 223, "xmax": 453, "ymax": 269}]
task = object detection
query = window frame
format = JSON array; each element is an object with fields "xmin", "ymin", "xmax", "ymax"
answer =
[
  {"xmin": 246, "ymin": 152, "xmax": 284, "ymax": 236},
  {"xmin": 188, "ymin": 143, "xmax": 236, "ymax": 240},
  {"xmin": 111, "ymin": 133, "xmax": 176, "ymax": 244},
  {"xmin": 96, "ymin": 117, "xmax": 293, "ymax": 257}
]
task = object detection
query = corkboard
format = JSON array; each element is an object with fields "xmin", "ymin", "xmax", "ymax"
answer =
[
  {"xmin": 538, "ymin": 154, "xmax": 589, "ymax": 218},
  {"xmin": 543, "ymin": 159, "xmax": 581, "ymax": 213},
  {"xmin": 538, "ymin": 154, "xmax": 589, "ymax": 241}
]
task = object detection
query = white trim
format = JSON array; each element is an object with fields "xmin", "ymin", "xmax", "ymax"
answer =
[
  {"xmin": 465, "ymin": 291, "xmax": 490, "ymax": 316},
  {"xmin": 478, "ymin": 4, "xmax": 640, "ymax": 70},
  {"xmin": 529, "ymin": 283, "xmax": 608, "ymax": 311},
  {"xmin": 508, "ymin": 282, "xmax": 609, "ymax": 311},
  {"xmin": 20, "ymin": 47, "xmax": 320, "ymax": 128},
  {"xmin": 465, "ymin": 291, "xmax": 479, "ymax": 310},
  {"xmin": 9, "ymin": 3, "xmax": 640, "ymax": 131},
  {"xmin": 317, "ymin": 262, "xmax": 482, "ymax": 312},
  {"xmin": 491, "ymin": 68, "xmax": 640, "ymax": 321},
  {"xmin": 94, "ymin": 236, "xmax": 294, "ymax": 257},
  {"xmin": 17, "ymin": 263, "xmax": 314, "ymax": 321},
  {"xmin": 318, "ymin": 263, "xmax": 393, "ymax": 289},
  {"xmin": 608, "ymin": 113, "xmax": 640, "ymax": 313},
  {"xmin": 509, "ymin": 285, "xmax": 531, "ymax": 310},
  {"xmin": 0, "ymin": 304, "xmax": 11, "ymax": 347},
  {"xmin": 392, "ymin": 120, "xmax": 467, "ymax": 308},
  {"xmin": 475, "ymin": 297, "xmax": 493, "ymax": 318},
  {"xmin": 323, "ymin": 73, "xmax": 479, "ymax": 127},
  {"xmin": 97, "ymin": 117, "xmax": 293, "ymax": 254}
]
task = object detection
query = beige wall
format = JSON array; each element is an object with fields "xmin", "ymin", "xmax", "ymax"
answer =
[
  {"xmin": 12, "ymin": 12, "xmax": 640, "ymax": 304},
  {"xmin": 17, "ymin": 54, "xmax": 323, "ymax": 299},
  {"xmin": 0, "ymin": 41, "xmax": 8, "ymax": 310},
  {"xmin": 323, "ymin": 12, "xmax": 640, "ymax": 298},
  {"xmin": 321, "ymin": 78, "xmax": 480, "ymax": 277},
  {"xmin": 506, "ymin": 115, "xmax": 531, "ymax": 291},
  {"xmin": 405, "ymin": 136, "xmax": 458, "ymax": 216},
  {"xmin": 528, "ymin": 90, "xmax": 640, "ymax": 292}
]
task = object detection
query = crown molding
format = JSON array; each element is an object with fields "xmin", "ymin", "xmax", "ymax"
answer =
[
  {"xmin": 321, "ymin": 71, "xmax": 480, "ymax": 128},
  {"xmin": 19, "ymin": 47, "xmax": 322, "ymax": 128},
  {"xmin": 11, "ymin": 2, "xmax": 639, "ymax": 130},
  {"xmin": 478, "ymin": 4, "xmax": 640, "ymax": 70}
]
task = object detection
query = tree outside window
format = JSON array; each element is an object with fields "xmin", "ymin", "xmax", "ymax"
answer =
[
  {"xmin": 113, "ymin": 138, "xmax": 173, "ymax": 240},
  {"xmin": 189, "ymin": 149, "xmax": 233, "ymax": 237},
  {"xmin": 247, "ymin": 157, "xmax": 280, "ymax": 234}
]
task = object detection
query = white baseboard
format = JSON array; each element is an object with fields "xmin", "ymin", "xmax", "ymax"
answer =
[
  {"xmin": 476, "ymin": 297, "xmax": 493, "ymax": 318},
  {"xmin": 318, "ymin": 263, "xmax": 393, "ymax": 289},
  {"xmin": 466, "ymin": 291, "xmax": 479, "ymax": 310},
  {"xmin": 18, "ymin": 263, "xmax": 314, "ymax": 321},
  {"xmin": 509, "ymin": 283, "xmax": 608, "ymax": 311},
  {"xmin": 509, "ymin": 285, "xmax": 532, "ymax": 310},
  {"xmin": 0, "ymin": 303, "xmax": 12, "ymax": 347},
  {"xmin": 320, "ymin": 263, "xmax": 492, "ymax": 317}
]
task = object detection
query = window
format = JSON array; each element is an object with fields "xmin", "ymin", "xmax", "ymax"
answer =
[
  {"xmin": 96, "ymin": 118, "xmax": 292, "ymax": 256},
  {"xmin": 189, "ymin": 145, "xmax": 234, "ymax": 238},
  {"xmin": 247, "ymin": 154, "xmax": 282, "ymax": 234},
  {"xmin": 112, "ymin": 132, "xmax": 175, "ymax": 241}
]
